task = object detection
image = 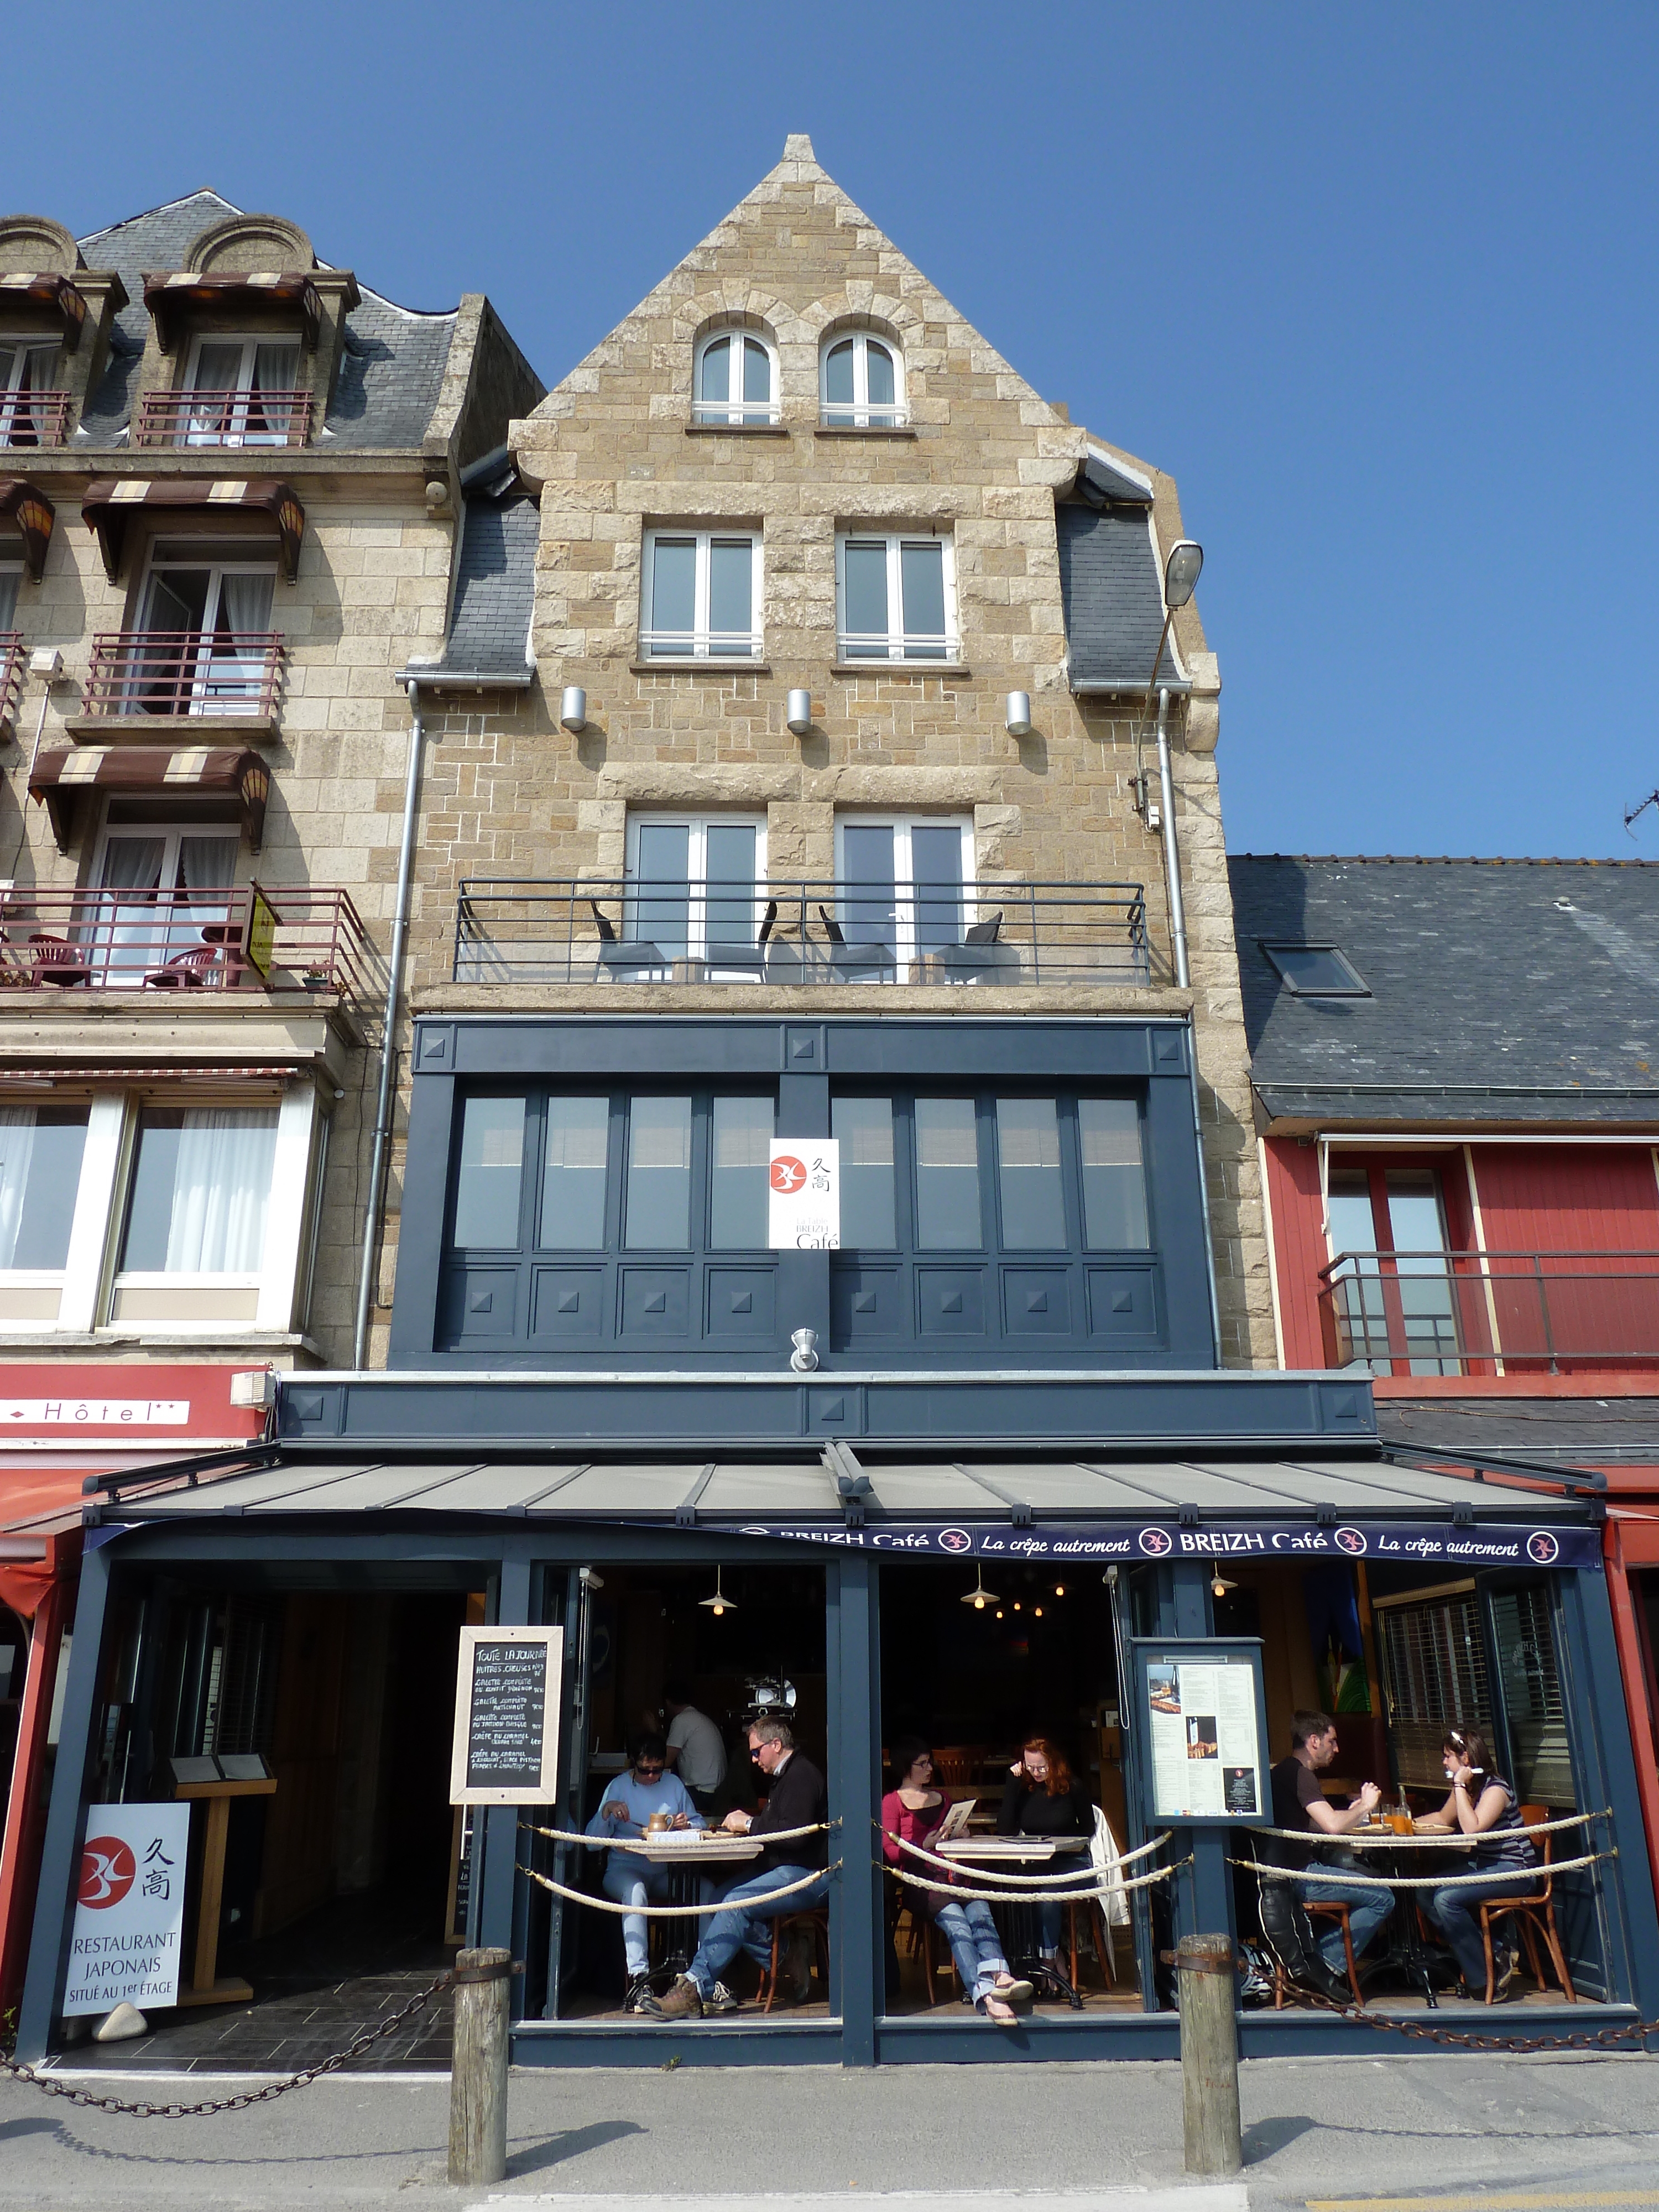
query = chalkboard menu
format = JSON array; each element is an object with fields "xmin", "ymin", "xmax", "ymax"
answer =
[{"xmin": 448, "ymin": 1627, "xmax": 564, "ymax": 1806}]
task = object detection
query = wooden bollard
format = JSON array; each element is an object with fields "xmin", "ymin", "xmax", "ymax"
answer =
[
  {"xmin": 1176, "ymin": 1934, "xmax": 1241, "ymax": 2177},
  {"xmin": 449, "ymin": 1947, "xmax": 513, "ymax": 2186}
]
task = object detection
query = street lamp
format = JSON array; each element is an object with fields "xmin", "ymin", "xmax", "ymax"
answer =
[{"xmin": 1136, "ymin": 540, "xmax": 1203, "ymax": 992}]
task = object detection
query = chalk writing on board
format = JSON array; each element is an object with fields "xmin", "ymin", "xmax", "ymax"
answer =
[{"xmin": 466, "ymin": 1639, "xmax": 548, "ymax": 1792}]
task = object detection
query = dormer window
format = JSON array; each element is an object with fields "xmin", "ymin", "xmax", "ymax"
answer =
[
  {"xmin": 137, "ymin": 334, "xmax": 310, "ymax": 449},
  {"xmin": 821, "ymin": 331, "xmax": 905, "ymax": 427},
  {"xmin": 693, "ymin": 330, "xmax": 778, "ymax": 426},
  {"xmin": 0, "ymin": 339, "xmax": 66, "ymax": 448}
]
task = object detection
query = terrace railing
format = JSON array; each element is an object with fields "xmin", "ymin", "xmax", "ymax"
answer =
[
  {"xmin": 0, "ymin": 883, "xmax": 375, "ymax": 1003},
  {"xmin": 134, "ymin": 388, "xmax": 312, "ymax": 448},
  {"xmin": 0, "ymin": 389, "xmax": 71, "ymax": 447},
  {"xmin": 0, "ymin": 633, "xmax": 21, "ymax": 732},
  {"xmin": 1319, "ymin": 1248, "xmax": 1659, "ymax": 1375},
  {"xmin": 81, "ymin": 631, "xmax": 286, "ymax": 721},
  {"xmin": 454, "ymin": 877, "xmax": 1150, "ymax": 988}
]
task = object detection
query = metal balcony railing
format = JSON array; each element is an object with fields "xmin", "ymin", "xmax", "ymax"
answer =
[
  {"xmin": 0, "ymin": 389, "xmax": 71, "ymax": 447},
  {"xmin": 0, "ymin": 634, "xmax": 21, "ymax": 732},
  {"xmin": 453, "ymin": 877, "xmax": 1150, "ymax": 988},
  {"xmin": 82, "ymin": 631, "xmax": 286, "ymax": 721},
  {"xmin": 0, "ymin": 884, "xmax": 377, "ymax": 1002},
  {"xmin": 1319, "ymin": 1249, "xmax": 1659, "ymax": 1374},
  {"xmin": 134, "ymin": 387, "xmax": 312, "ymax": 447}
]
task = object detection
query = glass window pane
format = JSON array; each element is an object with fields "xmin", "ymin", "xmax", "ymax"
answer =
[
  {"xmin": 899, "ymin": 541, "xmax": 946, "ymax": 657},
  {"xmin": 842, "ymin": 540, "xmax": 888, "ymax": 654},
  {"xmin": 704, "ymin": 822, "xmax": 758, "ymax": 945},
  {"xmin": 698, "ymin": 336, "xmax": 729, "ymax": 403},
  {"xmin": 841, "ymin": 823, "xmax": 895, "ymax": 946},
  {"xmin": 192, "ymin": 341, "xmax": 244, "ymax": 392},
  {"xmin": 625, "ymin": 1095, "xmax": 692, "ymax": 1249},
  {"xmin": 914, "ymin": 1098, "xmax": 980, "ymax": 1249},
  {"xmin": 539, "ymin": 1097, "xmax": 609, "ymax": 1249},
  {"xmin": 707, "ymin": 538, "xmax": 753, "ymax": 650},
  {"xmin": 121, "ymin": 1107, "xmax": 278, "ymax": 1273},
  {"xmin": 709, "ymin": 1095, "xmax": 773, "ymax": 1249},
  {"xmin": 910, "ymin": 823, "xmax": 964, "ymax": 951},
  {"xmin": 1078, "ymin": 1098, "xmax": 1149, "ymax": 1250},
  {"xmin": 452, "ymin": 1095, "xmax": 525, "ymax": 1249},
  {"xmin": 997, "ymin": 1098, "xmax": 1066, "ymax": 1249},
  {"xmin": 0, "ymin": 570, "xmax": 18, "ymax": 630},
  {"xmin": 833, "ymin": 1096, "xmax": 896, "ymax": 1248},
  {"xmin": 824, "ymin": 340, "xmax": 855, "ymax": 406},
  {"xmin": 865, "ymin": 341, "xmax": 895, "ymax": 407},
  {"xmin": 635, "ymin": 822, "xmax": 690, "ymax": 957},
  {"xmin": 649, "ymin": 538, "xmax": 696, "ymax": 649},
  {"xmin": 1326, "ymin": 1171, "xmax": 1376, "ymax": 1261},
  {"xmin": 742, "ymin": 337, "xmax": 771, "ymax": 405},
  {"xmin": 0, "ymin": 1107, "xmax": 87, "ymax": 1271}
]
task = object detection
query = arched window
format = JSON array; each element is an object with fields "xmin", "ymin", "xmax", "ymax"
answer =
[
  {"xmin": 693, "ymin": 330, "xmax": 778, "ymax": 426},
  {"xmin": 821, "ymin": 331, "xmax": 905, "ymax": 427}
]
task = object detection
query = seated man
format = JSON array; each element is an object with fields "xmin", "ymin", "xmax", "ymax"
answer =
[
  {"xmin": 643, "ymin": 1715, "xmax": 828, "ymax": 2018},
  {"xmin": 1269, "ymin": 1709, "xmax": 1388, "ymax": 1982},
  {"xmin": 585, "ymin": 1731, "xmax": 704, "ymax": 2012}
]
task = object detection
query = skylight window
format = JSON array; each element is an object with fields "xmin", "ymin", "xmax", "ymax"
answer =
[{"xmin": 1261, "ymin": 943, "xmax": 1369, "ymax": 997}]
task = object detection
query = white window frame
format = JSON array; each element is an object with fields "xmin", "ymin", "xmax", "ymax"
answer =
[
  {"xmin": 131, "ymin": 540, "xmax": 279, "ymax": 717},
  {"xmin": 0, "ymin": 336, "xmax": 60, "ymax": 447},
  {"xmin": 87, "ymin": 816, "xmax": 244, "ymax": 990},
  {"xmin": 625, "ymin": 811, "xmax": 769, "ymax": 969},
  {"xmin": 820, "ymin": 330, "xmax": 907, "ymax": 427},
  {"xmin": 640, "ymin": 528, "xmax": 762, "ymax": 660},
  {"xmin": 0, "ymin": 556, "xmax": 21, "ymax": 634},
  {"xmin": 834, "ymin": 530, "xmax": 958, "ymax": 662},
  {"xmin": 692, "ymin": 328, "xmax": 779, "ymax": 426},
  {"xmin": 833, "ymin": 813, "xmax": 976, "ymax": 966},
  {"xmin": 181, "ymin": 332, "xmax": 305, "ymax": 448}
]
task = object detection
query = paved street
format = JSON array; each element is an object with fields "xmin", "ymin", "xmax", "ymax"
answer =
[{"xmin": 1, "ymin": 2054, "xmax": 1657, "ymax": 2210}]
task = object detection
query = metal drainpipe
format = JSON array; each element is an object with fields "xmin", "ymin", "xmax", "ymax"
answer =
[
  {"xmin": 1155, "ymin": 686, "xmax": 1190, "ymax": 990},
  {"xmin": 1187, "ymin": 1016, "xmax": 1224, "ymax": 1364},
  {"xmin": 353, "ymin": 678, "xmax": 426, "ymax": 1369}
]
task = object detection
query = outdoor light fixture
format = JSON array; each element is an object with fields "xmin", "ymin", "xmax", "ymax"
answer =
[
  {"xmin": 1053, "ymin": 1583, "xmax": 1065, "ymax": 1598},
  {"xmin": 786, "ymin": 687, "xmax": 813, "ymax": 735},
  {"xmin": 1004, "ymin": 690, "xmax": 1032, "ymax": 738},
  {"xmin": 700, "ymin": 1567, "xmax": 737, "ymax": 1618},
  {"xmin": 961, "ymin": 1567, "xmax": 998, "ymax": 1611},
  {"xmin": 1162, "ymin": 540, "xmax": 1203, "ymax": 608},
  {"xmin": 789, "ymin": 1327, "xmax": 820, "ymax": 1373},
  {"xmin": 560, "ymin": 685, "xmax": 587, "ymax": 733},
  {"xmin": 1210, "ymin": 1559, "xmax": 1236, "ymax": 1599}
]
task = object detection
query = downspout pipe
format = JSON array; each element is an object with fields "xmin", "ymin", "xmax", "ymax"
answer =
[
  {"xmin": 353, "ymin": 677, "xmax": 425, "ymax": 1370},
  {"xmin": 1155, "ymin": 685, "xmax": 1190, "ymax": 990}
]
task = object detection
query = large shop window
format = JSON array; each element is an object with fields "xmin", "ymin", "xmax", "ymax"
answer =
[{"xmin": 0, "ymin": 1107, "xmax": 87, "ymax": 1271}]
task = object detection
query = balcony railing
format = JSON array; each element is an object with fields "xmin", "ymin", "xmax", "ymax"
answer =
[
  {"xmin": 82, "ymin": 632, "xmax": 285, "ymax": 721},
  {"xmin": 820, "ymin": 403, "xmax": 909, "ymax": 429},
  {"xmin": 0, "ymin": 390, "xmax": 71, "ymax": 447},
  {"xmin": 1319, "ymin": 1249, "xmax": 1659, "ymax": 1374},
  {"xmin": 0, "ymin": 884, "xmax": 375, "ymax": 1002},
  {"xmin": 454, "ymin": 877, "xmax": 1150, "ymax": 988},
  {"xmin": 0, "ymin": 634, "xmax": 21, "ymax": 732},
  {"xmin": 134, "ymin": 387, "xmax": 312, "ymax": 448}
]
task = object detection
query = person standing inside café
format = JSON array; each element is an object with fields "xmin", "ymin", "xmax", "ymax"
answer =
[
  {"xmin": 1269, "ymin": 1710, "xmax": 1390, "ymax": 1975},
  {"xmin": 1414, "ymin": 1726, "xmax": 1536, "ymax": 2000},
  {"xmin": 584, "ymin": 1732, "xmax": 705, "ymax": 2012},
  {"xmin": 659, "ymin": 1679, "xmax": 729, "ymax": 1817}
]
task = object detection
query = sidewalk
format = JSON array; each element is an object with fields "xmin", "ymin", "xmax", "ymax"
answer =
[{"xmin": 2, "ymin": 2053, "xmax": 1658, "ymax": 2210}]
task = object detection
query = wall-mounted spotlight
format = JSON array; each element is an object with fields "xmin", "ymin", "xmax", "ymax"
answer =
[
  {"xmin": 786, "ymin": 688, "xmax": 813, "ymax": 736},
  {"xmin": 560, "ymin": 685, "xmax": 587, "ymax": 733},
  {"xmin": 1004, "ymin": 690, "xmax": 1032, "ymax": 738}
]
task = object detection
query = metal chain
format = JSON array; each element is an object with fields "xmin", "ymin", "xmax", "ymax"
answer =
[
  {"xmin": 1273, "ymin": 1980, "xmax": 1659, "ymax": 2054},
  {"xmin": 0, "ymin": 1968, "xmax": 452, "ymax": 2119}
]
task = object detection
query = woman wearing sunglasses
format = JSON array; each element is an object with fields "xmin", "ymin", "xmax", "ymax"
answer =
[{"xmin": 585, "ymin": 1730, "xmax": 706, "ymax": 2011}]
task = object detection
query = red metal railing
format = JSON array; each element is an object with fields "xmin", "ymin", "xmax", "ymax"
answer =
[
  {"xmin": 0, "ymin": 884, "xmax": 377, "ymax": 1003},
  {"xmin": 134, "ymin": 388, "xmax": 312, "ymax": 448},
  {"xmin": 1318, "ymin": 1248, "xmax": 1659, "ymax": 1375},
  {"xmin": 0, "ymin": 390, "xmax": 72, "ymax": 447},
  {"xmin": 0, "ymin": 634, "xmax": 21, "ymax": 732},
  {"xmin": 82, "ymin": 632, "xmax": 286, "ymax": 721}
]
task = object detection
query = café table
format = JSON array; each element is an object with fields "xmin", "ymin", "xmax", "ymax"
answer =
[
  {"xmin": 627, "ymin": 1830, "xmax": 764, "ymax": 1989},
  {"xmin": 936, "ymin": 1835, "xmax": 1092, "ymax": 2010},
  {"xmin": 1331, "ymin": 1821, "xmax": 1483, "ymax": 2008}
]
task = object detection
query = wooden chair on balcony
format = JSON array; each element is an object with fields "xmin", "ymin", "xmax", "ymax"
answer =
[
  {"xmin": 1477, "ymin": 1805, "xmax": 1576, "ymax": 2004},
  {"xmin": 28, "ymin": 934, "xmax": 92, "ymax": 988}
]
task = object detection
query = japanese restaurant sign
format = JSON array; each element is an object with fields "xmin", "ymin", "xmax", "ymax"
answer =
[
  {"xmin": 768, "ymin": 1139, "xmax": 839, "ymax": 1249},
  {"xmin": 450, "ymin": 1626, "xmax": 564, "ymax": 1807},
  {"xmin": 64, "ymin": 1802, "xmax": 190, "ymax": 2015},
  {"xmin": 1133, "ymin": 1639, "xmax": 1271, "ymax": 1826}
]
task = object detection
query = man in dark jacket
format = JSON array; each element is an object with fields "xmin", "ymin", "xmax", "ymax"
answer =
[{"xmin": 643, "ymin": 1717, "xmax": 828, "ymax": 2018}]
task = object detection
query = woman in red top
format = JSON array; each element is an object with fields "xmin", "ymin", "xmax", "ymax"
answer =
[{"xmin": 881, "ymin": 1736, "xmax": 1031, "ymax": 2023}]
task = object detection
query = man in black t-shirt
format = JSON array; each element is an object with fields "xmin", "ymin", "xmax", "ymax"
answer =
[{"xmin": 1269, "ymin": 1710, "xmax": 1391, "ymax": 1974}]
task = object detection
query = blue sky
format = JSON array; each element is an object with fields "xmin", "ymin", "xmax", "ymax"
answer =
[{"xmin": 20, "ymin": 4, "xmax": 1659, "ymax": 858}]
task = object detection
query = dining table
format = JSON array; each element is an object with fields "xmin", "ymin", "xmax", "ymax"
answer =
[
  {"xmin": 1326, "ymin": 1820, "xmax": 1484, "ymax": 2007},
  {"xmin": 624, "ymin": 1829, "xmax": 764, "ymax": 1989},
  {"xmin": 936, "ymin": 1835, "xmax": 1093, "ymax": 2009}
]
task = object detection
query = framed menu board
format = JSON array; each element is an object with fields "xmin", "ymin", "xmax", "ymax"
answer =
[
  {"xmin": 449, "ymin": 1626, "xmax": 564, "ymax": 1807},
  {"xmin": 1130, "ymin": 1637, "xmax": 1270, "ymax": 1827}
]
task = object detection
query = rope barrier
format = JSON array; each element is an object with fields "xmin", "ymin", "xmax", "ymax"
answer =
[
  {"xmin": 886, "ymin": 1855, "xmax": 1187, "ymax": 1906},
  {"xmin": 520, "ymin": 1818, "xmax": 834, "ymax": 1851},
  {"xmin": 880, "ymin": 1824, "xmax": 1173, "ymax": 1886},
  {"xmin": 1250, "ymin": 1810, "xmax": 1605, "ymax": 1850},
  {"xmin": 517, "ymin": 1860, "xmax": 839, "ymax": 1915},
  {"xmin": 1247, "ymin": 1848, "xmax": 1611, "ymax": 1891}
]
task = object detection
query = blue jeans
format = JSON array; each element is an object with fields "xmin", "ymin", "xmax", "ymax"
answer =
[
  {"xmin": 686, "ymin": 1863, "xmax": 830, "ymax": 1996},
  {"xmin": 602, "ymin": 1859, "xmax": 674, "ymax": 1980},
  {"xmin": 931, "ymin": 1896, "xmax": 1009, "ymax": 2002},
  {"xmin": 1422, "ymin": 1880, "xmax": 1506, "ymax": 1992},
  {"xmin": 1033, "ymin": 1871, "xmax": 1095, "ymax": 1955},
  {"xmin": 1297, "ymin": 1874, "xmax": 1393, "ymax": 1973}
]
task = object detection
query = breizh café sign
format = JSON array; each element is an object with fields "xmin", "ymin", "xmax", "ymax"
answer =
[{"xmin": 696, "ymin": 1520, "xmax": 1600, "ymax": 1571}]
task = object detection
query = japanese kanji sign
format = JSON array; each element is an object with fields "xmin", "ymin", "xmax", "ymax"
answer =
[
  {"xmin": 768, "ymin": 1138, "xmax": 839, "ymax": 1249},
  {"xmin": 64, "ymin": 1803, "xmax": 191, "ymax": 2015}
]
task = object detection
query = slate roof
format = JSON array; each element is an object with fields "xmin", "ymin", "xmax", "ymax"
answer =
[
  {"xmin": 1230, "ymin": 854, "xmax": 1659, "ymax": 1126},
  {"xmin": 1376, "ymin": 1395, "xmax": 1659, "ymax": 1465},
  {"xmin": 1056, "ymin": 501, "xmax": 1183, "ymax": 692},
  {"xmin": 75, "ymin": 189, "xmax": 456, "ymax": 451},
  {"xmin": 426, "ymin": 461, "xmax": 538, "ymax": 681}
]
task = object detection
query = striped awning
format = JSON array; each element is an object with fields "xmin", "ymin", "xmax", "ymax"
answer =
[
  {"xmin": 142, "ymin": 269, "xmax": 321, "ymax": 354},
  {"xmin": 29, "ymin": 744, "xmax": 269, "ymax": 852},
  {"xmin": 0, "ymin": 479, "xmax": 54, "ymax": 582},
  {"xmin": 0, "ymin": 271, "xmax": 88, "ymax": 350},
  {"xmin": 82, "ymin": 478, "xmax": 304, "ymax": 585}
]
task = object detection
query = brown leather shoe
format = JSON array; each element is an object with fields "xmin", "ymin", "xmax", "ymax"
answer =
[{"xmin": 641, "ymin": 1974, "xmax": 703, "ymax": 2020}]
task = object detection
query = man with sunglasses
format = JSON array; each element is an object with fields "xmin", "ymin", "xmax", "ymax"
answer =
[{"xmin": 585, "ymin": 1731, "xmax": 706, "ymax": 2012}]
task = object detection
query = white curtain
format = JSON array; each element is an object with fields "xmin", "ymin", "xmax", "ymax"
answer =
[
  {"xmin": 0, "ymin": 1107, "xmax": 36, "ymax": 1270},
  {"xmin": 250, "ymin": 345, "xmax": 300, "ymax": 442},
  {"xmin": 97, "ymin": 834, "xmax": 165, "ymax": 982},
  {"xmin": 163, "ymin": 1108, "xmax": 278, "ymax": 1273},
  {"xmin": 205, "ymin": 573, "xmax": 275, "ymax": 712},
  {"xmin": 187, "ymin": 342, "xmax": 244, "ymax": 443}
]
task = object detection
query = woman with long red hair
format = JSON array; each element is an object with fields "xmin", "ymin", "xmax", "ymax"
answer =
[{"xmin": 999, "ymin": 1734, "xmax": 1097, "ymax": 1963}]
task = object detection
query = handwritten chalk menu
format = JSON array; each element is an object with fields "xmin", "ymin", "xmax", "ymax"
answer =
[
  {"xmin": 1132, "ymin": 1637, "xmax": 1270, "ymax": 1827},
  {"xmin": 449, "ymin": 1626, "xmax": 564, "ymax": 1806}
]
